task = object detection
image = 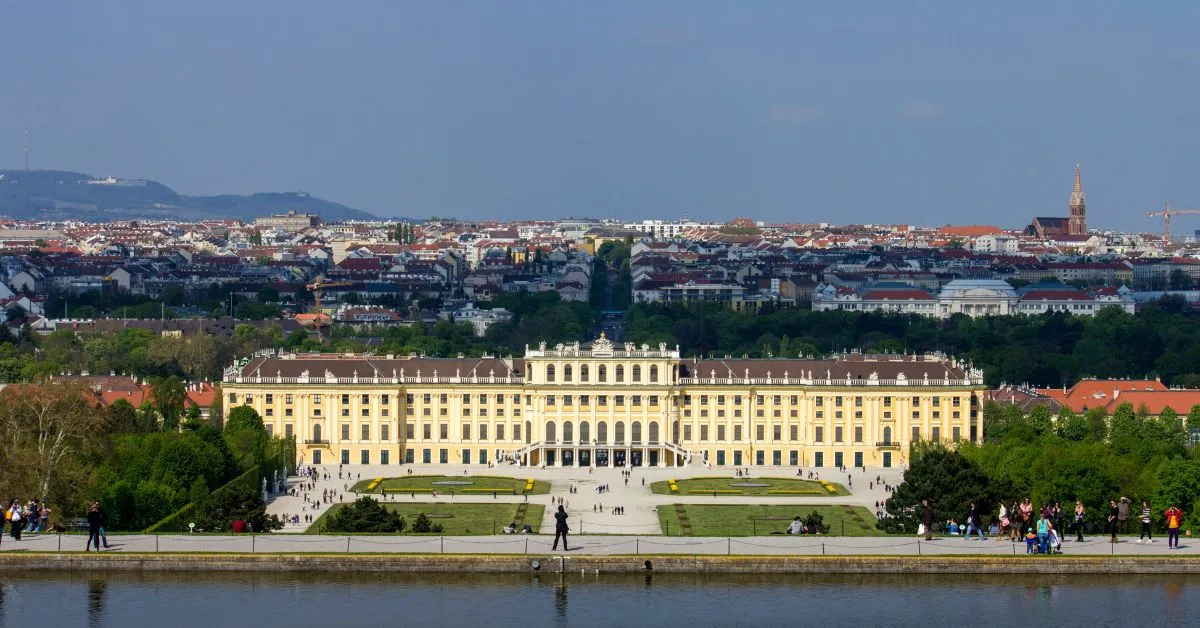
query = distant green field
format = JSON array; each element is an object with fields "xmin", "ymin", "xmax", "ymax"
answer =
[
  {"xmin": 650, "ymin": 476, "xmax": 847, "ymax": 497},
  {"xmin": 349, "ymin": 475, "xmax": 551, "ymax": 495},
  {"xmin": 659, "ymin": 504, "xmax": 881, "ymax": 537},
  {"xmin": 310, "ymin": 502, "xmax": 545, "ymax": 535}
]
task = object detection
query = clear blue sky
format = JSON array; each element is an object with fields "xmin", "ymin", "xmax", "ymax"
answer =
[{"xmin": 1, "ymin": 1, "xmax": 1196, "ymax": 230}]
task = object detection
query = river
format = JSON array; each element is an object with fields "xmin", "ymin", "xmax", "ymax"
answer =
[{"xmin": 0, "ymin": 571, "xmax": 1195, "ymax": 627}]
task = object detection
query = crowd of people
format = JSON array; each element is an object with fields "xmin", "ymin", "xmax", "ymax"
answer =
[{"xmin": 921, "ymin": 496, "xmax": 1188, "ymax": 553}]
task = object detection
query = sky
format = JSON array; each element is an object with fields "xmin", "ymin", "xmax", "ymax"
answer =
[{"xmin": 1, "ymin": 1, "xmax": 1197, "ymax": 230}]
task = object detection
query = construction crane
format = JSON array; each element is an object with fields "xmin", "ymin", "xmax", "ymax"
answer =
[
  {"xmin": 1147, "ymin": 202, "xmax": 1200, "ymax": 243},
  {"xmin": 305, "ymin": 277, "xmax": 353, "ymax": 338}
]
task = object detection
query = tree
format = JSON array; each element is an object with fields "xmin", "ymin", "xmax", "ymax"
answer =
[
  {"xmin": 151, "ymin": 375, "xmax": 187, "ymax": 431},
  {"xmin": 224, "ymin": 406, "xmax": 267, "ymax": 469},
  {"xmin": 0, "ymin": 383, "xmax": 108, "ymax": 504},
  {"xmin": 325, "ymin": 497, "xmax": 406, "ymax": 533},
  {"xmin": 881, "ymin": 443, "xmax": 1012, "ymax": 533},
  {"xmin": 195, "ymin": 482, "xmax": 282, "ymax": 533}
]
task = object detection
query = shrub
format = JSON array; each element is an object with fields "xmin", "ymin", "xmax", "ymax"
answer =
[
  {"xmin": 804, "ymin": 510, "xmax": 829, "ymax": 534},
  {"xmin": 412, "ymin": 512, "xmax": 444, "ymax": 534},
  {"xmin": 325, "ymin": 497, "xmax": 406, "ymax": 533}
]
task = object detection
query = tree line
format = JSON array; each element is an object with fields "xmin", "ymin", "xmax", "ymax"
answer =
[{"xmin": 624, "ymin": 299, "xmax": 1200, "ymax": 388}]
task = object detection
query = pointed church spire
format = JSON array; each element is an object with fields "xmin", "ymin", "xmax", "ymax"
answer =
[
  {"xmin": 1070, "ymin": 163, "xmax": 1085, "ymax": 207},
  {"xmin": 1068, "ymin": 163, "xmax": 1087, "ymax": 235}
]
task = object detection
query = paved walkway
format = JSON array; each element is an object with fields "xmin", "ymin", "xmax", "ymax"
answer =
[
  {"xmin": 0, "ymin": 533, "xmax": 1191, "ymax": 556},
  {"xmin": 267, "ymin": 463, "xmax": 907, "ymax": 535}
]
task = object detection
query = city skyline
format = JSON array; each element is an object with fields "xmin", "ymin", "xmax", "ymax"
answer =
[{"xmin": 1, "ymin": 1, "xmax": 1197, "ymax": 230}]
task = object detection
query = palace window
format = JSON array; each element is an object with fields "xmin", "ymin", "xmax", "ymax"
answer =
[
  {"xmin": 834, "ymin": 426, "xmax": 843, "ymax": 443},
  {"xmin": 547, "ymin": 365, "xmax": 555, "ymax": 382},
  {"xmin": 599, "ymin": 365, "xmax": 607, "ymax": 382},
  {"xmin": 342, "ymin": 395, "xmax": 350, "ymax": 405},
  {"xmin": 649, "ymin": 365, "xmax": 658, "ymax": 382},
  {"xmin": 700, "ymin": 425, "xmax": 709, "ymax": 440},
  {"xmin": 342, "ymin": 424, "xmax": 350, "ymax": 440},
  {"xmin": 854, "ymin": 426, "xmax": 863, "ymax": 443},
  {"xmin": 265, "ymin": 394, "xmax": 274, "ymax": 404},
  {"xmin": 362, "ymin": 394, "xmax": 370, "ymax": 404},
  {"xmin": 616, "ymin": 365, "xmax": 624, "ymax": 382},
  {"xmin": 756, "ymin": 425, "xmax": 765, "ymax": 440},
  {"xmin": 564, "ymin": 365, "xmax": 573, "ymax": 382},
  {"xmin": 362, "ymin": 425, "xmax": 370, "ymax": 441},
  {"xmin": 423, "ymin": 424, "xmax": 431, "ymax": 439},
  {"xmin": 717, "ymin": 426, "xmax": 726, "ymax": 441},
  {"xmin": 790, "ymin": 425, "xmax": 798, "ymax": 441},
  {"xmin": 440, "ymin": 424, "xmax": 448, "ymax": 439},
  {"xmin": 701, "ymin": 395, "xmax": 709, "ymax": 405},
  {"xmin": 581, "ymin": 365, "xmax": 589, "ymax": 382},
  {"xmin": 734, "ymin": 425, "xmax": 743, "ymax": 441},
  {"xmin": 632, "ymin": 365, "xmax": 641, "ymax": 382},
  {"xmin": 773, "ymin": 425, "xmax": 782, "ymax": 441}
]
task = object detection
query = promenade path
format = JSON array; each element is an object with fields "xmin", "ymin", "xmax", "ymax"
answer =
[
  {"xmin": 0, "ymin": 533, "xmax": 1191, "ymax": 556},
  {"xmin": 267, "ymin": 463, "xmax": 907, "ymax": 535}
]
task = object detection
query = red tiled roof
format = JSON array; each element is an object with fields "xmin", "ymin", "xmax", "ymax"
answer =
[{"xmin": 1104, "ymin": 391, "xmax": 1200, "ymax": 415}]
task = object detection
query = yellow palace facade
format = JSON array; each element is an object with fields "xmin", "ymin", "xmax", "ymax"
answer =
[{"xmin": 221, "ymin": 335, "xmax": 986, "ymax": 469}]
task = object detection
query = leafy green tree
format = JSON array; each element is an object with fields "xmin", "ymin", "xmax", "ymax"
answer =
[
  {"xmin": 325, "ymin": 497, "xmax": 407, "ymax": 533},
  {"xmin": 881, "ymin": 443, "xmax": 1012, "ymax": 533},
  {"xmin": 195, "ymin": 482, "xmax": 282, "ymax": 532},
  {"xmin": 1056, "ymin": 408, "xmax": 1087, "ymax": 441},
  {"xmin": 151, "ymin": 375, "xmax": 187, "ymax": 430}
]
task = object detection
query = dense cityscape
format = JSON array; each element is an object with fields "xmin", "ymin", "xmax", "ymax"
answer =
[{"xmin": 2, "ymin": 2, "xmax": 1198, "ymax": 623}]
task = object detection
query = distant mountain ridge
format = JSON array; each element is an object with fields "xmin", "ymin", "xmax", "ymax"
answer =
[{"xmin": 0, "ymin": 169, "xmax": 379, "ymax": 222}]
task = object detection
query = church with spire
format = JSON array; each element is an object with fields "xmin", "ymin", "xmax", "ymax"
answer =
[{"xmin": 1026, "ymin": 164, "xmax": 1088, "ymax": 238}]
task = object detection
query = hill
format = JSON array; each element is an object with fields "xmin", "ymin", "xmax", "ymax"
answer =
[{"xmin": 0, "ymin": 170, "xmax": 378, "ymax": 222}]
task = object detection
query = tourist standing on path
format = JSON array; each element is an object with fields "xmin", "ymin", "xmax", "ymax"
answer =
[
  {"xmin": 922, "ymin": 499, "xmax": 934, "ymax": 541},
  {"xmin": 1036, "ymin": 512, "xmax": 1050, "ymax": 554},
  {"xmin": 1011, "ymin": 502, "xmax": 1022, "ymax": 542},
  {"xmin": 552, "ymin": 505, "xmax": 570, "ymax": 551},
  {"xmin": 1138, "ymin": 500, "xmax": 1154, "ymax": 543},
  {"xmin": 1107, "ymin": 500, "xmax": 1120, "ymax": 543},
  {"xmin": 1074, "ymin": 501, "xmax": 1086, "ymax": 542},
  {"xmin": 1165, "ymin": 504, "xmax": 1183, "ymax": 549},
  {"xmin": 86, "ymin": 501, "xmax": 103, "ymax": 551},
  {"xmin": 1118, "ymin": 497, "xmax": 1131, "ymax": 534}
]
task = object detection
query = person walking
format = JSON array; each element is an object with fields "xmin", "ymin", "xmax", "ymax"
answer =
[
  {"xmin": 1074, "ymin": 501, "xmax": 1086, "ymax": 542},
  {"xmin": 7, "ymin": 500, "xmax": 22, "ymax": 540},
  {"xmin": 1107, "ymin": 500, "xmax": 1120, "ymax": 543},
  {"xmin": 1165, "ymin": 504, "xmax": 1183, "ymax": 549},
  {"xmin": 98, "ymin": 503, "xmax": 110, "ymax": 548},
  {"xmin": 1118, "ymin": 497, "xmax": 1131, "ymax": 534},
  {"xmin": 965, "ymin": 502, "xmax": 985, "ymax": 541},
  {"xmin": 1138, "ymin": 500, "xmax": 1153, "ymax": 544},
  {"xmin": 1010, "ymin": 501, "xmax": 1022, "ymax": 542},
  {"xmin": 86, "ymin": 501, "xmax": 103, "ymax": 551},
  {"xmin": 552, "ymin": 505, "xmax": 570, "ymax": 551},
  {"xmin": 922, "ymin": 499, "xmax": 934, "ymax": 541}
]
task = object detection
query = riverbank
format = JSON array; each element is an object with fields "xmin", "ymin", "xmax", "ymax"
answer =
[{"xmin": 1, "ymin": 553, "xmax": 1200, "ymax": 574}]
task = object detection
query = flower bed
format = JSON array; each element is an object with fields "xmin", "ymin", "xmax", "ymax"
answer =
[
  {"xmin": 366, "ymin": 477, "xmax": 384, "ymax": 491},
  {"xmin": 819, "ymin": 481, "xmax": 839, "ymax": 495},
  {"xmin": 668, "ymin": 479, "xmax": 679, "ymax": 494},
  {"xmin": 766, "ymin": 489, "xmax": 823, "ymax": 495},
  {"xmin": 524, "ymin": 479, "xmax": 535, "ymax": 492}
]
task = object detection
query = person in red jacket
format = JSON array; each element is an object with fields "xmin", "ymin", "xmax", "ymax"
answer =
[{"xmin": 1164, "ymin": 504, "xmax": 1183, "ymax": 549}]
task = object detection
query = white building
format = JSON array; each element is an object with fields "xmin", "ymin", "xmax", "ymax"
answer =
[{"xmin": 442, "ymin": 304, "xmax": 514, "ymax": 337}]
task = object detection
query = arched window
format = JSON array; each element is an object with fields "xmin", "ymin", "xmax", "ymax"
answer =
[
  {"xmin": 580, "ymin": 421, "xmax": 590, "ymax": 443},
  {"xmin": 313, "ymin": 424, "xmax": 322, "ymax": 442},
  {"xmin": 883, "ymin": 426, "xmax": 892, "ymax": 444},
  {"xmin": 616, "ymin": 366, "xmax": 624, "ymax": 382},
  {"xmin": 632, "ymin": 421, "xmax": 642, "ymax": 443},
  {"xmin": 648, "ymin": 422, "xmax": 659, "ymax": 443},
  {"xmin": 563, "ymin": 421, "xmax": 574, "ymax": 443},
  {"xmin": 632, "ymin": 365, "xmax": 641, "ymax": 382},
  {"xmin": 672, "ymin": 421, "xmax": 679, "ymax": 442},
  {"xmin": 564, "ymin": 365, "xmax": 572, "ymax": 382},
  {"xmin": 649, "ymin": 365, "xmax": 658, "ymax": 383},
  {"xmin": 546, "ymin": 365, "xmax": 555, "ymax": 383},
  {"xmin": 598, "ymin": 365, "xmax": 607, "ymax": 382},
  {"xmin": 545, "ymin": 421, "xmax": 557, "ymax": 443},
  {"xmin": 580, "ymin": 365, "xmax": 589, "ymax": 382},
  {"xmin": 615, "ymin": 421, "xmax": 625, "ymax": 444},
  {"xmin": 597, "ymin": 421, "xmax": 608, "ymax": 444},
  {"xmin": 525, "ymin": 420, "xmax": 532, "ymax": 444}
]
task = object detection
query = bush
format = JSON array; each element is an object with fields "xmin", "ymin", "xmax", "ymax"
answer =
[
  {"xmin": 195, "ymin": 481, "xmax": 282, "ymax": 533},
  {"xmin": 804, "ymin": 510, "xmax": 829, "ymax": 534},
  {"xmin": 325, "ymin": 497, "xmax": 406, "ymax": 533},
  {"xmin": 412, "ymin": 512, "xmax": 444, "ymax": 534}
]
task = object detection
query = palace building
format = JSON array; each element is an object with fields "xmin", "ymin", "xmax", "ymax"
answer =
[{"xmin": 221, "ymin": 335, "xmax": 986, "ymax": 470}]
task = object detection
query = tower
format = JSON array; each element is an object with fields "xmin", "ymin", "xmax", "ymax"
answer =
[{"xmin": 1068, "ymin": 163, "xmax": 1086, "ymax": 235}]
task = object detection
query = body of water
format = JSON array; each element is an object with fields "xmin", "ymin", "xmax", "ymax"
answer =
[{"xmin": 0, "ymin": 571, "xmax": 1195, "ymax": 627}]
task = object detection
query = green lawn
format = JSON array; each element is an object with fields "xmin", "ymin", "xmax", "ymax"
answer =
[
  {"xmin": 650, "ymin": 476, "xmax": 848, "ymax": 497},
  {"xmin": 350, "ymin": 475, "xmax": 551, "ymax": 496},
  {"xmin": 309, "ymin": 502, "xmax": 546, "ymax": 535},
  {"xmin": 659, "ymin": 504, "xmax": 882, "ymax": 537}
]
